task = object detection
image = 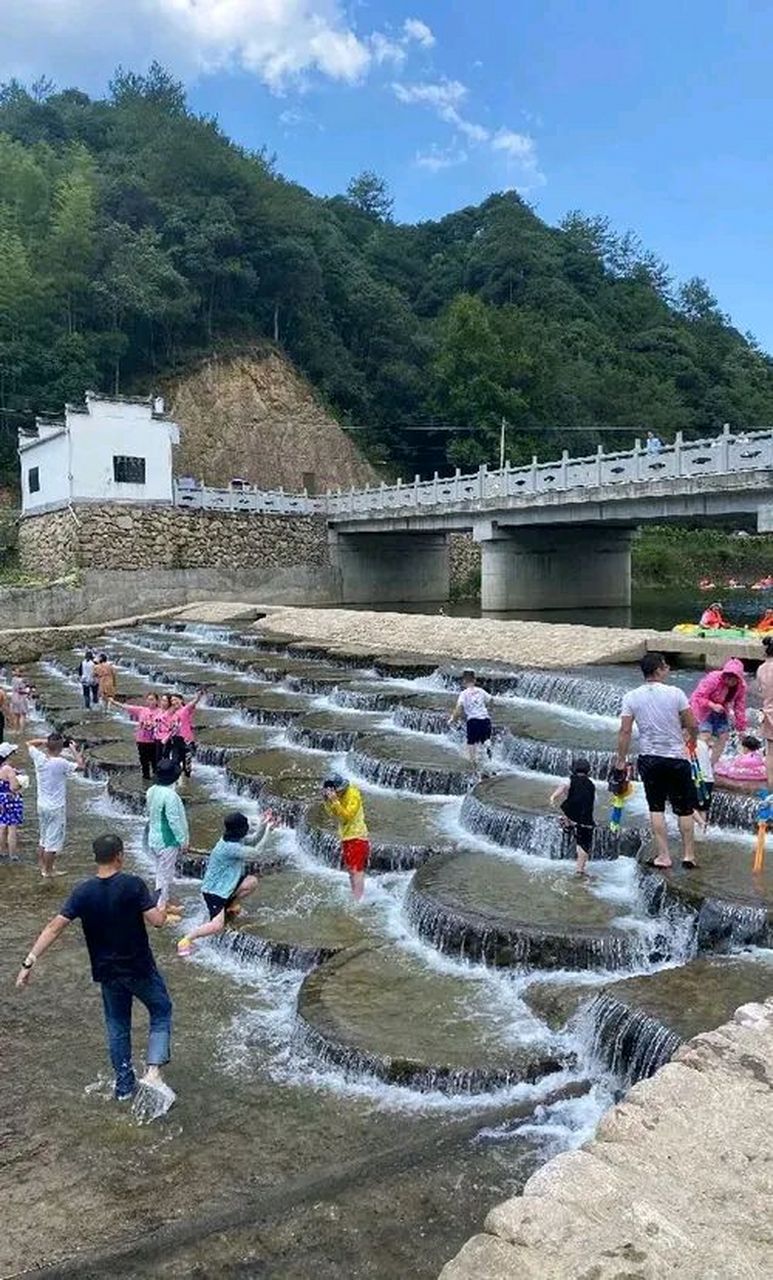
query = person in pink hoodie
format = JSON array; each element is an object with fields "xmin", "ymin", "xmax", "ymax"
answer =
[{"xmin": 689, "ymin": 657, "xmax": 747, "ymax": 764}]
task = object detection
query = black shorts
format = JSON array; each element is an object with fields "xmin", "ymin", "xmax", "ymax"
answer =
[
  {"xmin": 466, "ymin": 717, "xmax": 492, "ymax": 745},
  {"xmin": 203, "ymin": 874, "xmax": 246, "ymax": 920},
  {"xmin": 573, "ymin": 823, "xmax": 595, "ymax": 854},
  {"xmin": 638, "ymin": 756, "xmax": 695, "ymax": 817}
]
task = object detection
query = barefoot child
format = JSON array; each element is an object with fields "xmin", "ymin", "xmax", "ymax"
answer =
[
  {"xmin": 177, "ymin": 811, "xmax": 272, "ymax": 956},
  {"xmin": 550, "ymin": 758, "xmax": 596, "ymax": 875}
]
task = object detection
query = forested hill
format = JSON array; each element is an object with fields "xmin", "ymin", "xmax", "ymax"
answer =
[{"xmin": 2, "ymin": 65, "xmax": 773, "ymax": 487}]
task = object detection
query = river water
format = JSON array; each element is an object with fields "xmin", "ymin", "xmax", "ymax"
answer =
[{"xmin": 2, "ymin": 624, "xmax": 771, "ymax": 1276}]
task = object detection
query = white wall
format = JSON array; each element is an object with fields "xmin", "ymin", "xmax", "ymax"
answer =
[
  {"xmin": 19, "ymin": 431, "xmax": 70, "ymax": 513},
  {"xmin": 69, "ymin": 400, "xmax": 176, "ymax": 504}
]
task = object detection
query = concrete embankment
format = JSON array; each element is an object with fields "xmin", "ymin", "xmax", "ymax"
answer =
[
  {"xmin": 256, "ymin": 605, "xmax": 767, "ymax": 670},
  {"xmin": 439, "ymin": 996, "xmax": 773, "ymax": 1280}
]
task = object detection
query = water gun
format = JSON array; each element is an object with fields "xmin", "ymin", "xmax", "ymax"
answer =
[
  {"xmin": 608, "ymin": 764, "xmax": 634, "ymax": 834},
  {"xmin": 687, "ymin": 743, "xmax": 709, "ymax": 808},
  {"xmin": 752, "ymin": 790, "xmax": 772, "ymax": 874}
]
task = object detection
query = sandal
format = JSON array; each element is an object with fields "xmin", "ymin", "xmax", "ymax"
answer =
[{"xmin": 681, "ymin": 860, "xmax": 699, "ymax": 869}]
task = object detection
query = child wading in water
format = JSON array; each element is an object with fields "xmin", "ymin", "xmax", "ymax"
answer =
[
  {"xmin": 449, "ymin": 670, "xmax": 494, "ymax": 775},
  {"xmin": 550, "ymin": 759, "xmax": 596, "ymax": 875},
  {"xmin": 177, "ymin": 811, "xmax": 273, "ymax": 956}
]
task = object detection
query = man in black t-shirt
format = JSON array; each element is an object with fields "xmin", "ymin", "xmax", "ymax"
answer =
[{"xmin": 16, "ymin": 833, "xmax": 174, "ymax": 1104}]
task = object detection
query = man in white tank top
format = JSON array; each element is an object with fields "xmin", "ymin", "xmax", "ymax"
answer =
[{"xmin": 449, "ymin": 669, "xmax": 493, "ymax": 773}]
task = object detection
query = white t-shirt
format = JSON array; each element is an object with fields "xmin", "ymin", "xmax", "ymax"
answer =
[
  {"xmin": 29, "ymin": 745, "xmax": 78, "ymax": 811},
  {"xmin": 456, "ymin": 687, "xmax": 492, "ymax": 721},
  {"xmin": 80, "ymin": 659, "xmax": 95, "ymax": 684},
  {"xmin": 694, "ymin": 738, "xmax": 714, "ymax": 783},
  {"xmin": 620, "ymin": 682, "xmax": 689, "ymax": 759}
]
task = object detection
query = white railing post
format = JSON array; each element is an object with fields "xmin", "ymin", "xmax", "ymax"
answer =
[
  {"xmin": 379, "ymin": 481, "xmax": 386, "ymax": 510},
  {"xmin": 478, "ymin": 463, "xmax": 487, "ymax": 500},
  {"xmin": 596, "ymin": 444, "xmax": 603, "ymax": 487},
  {"xmin": 414, "ymin": 474, "xmax": 420, "ymax": 507},
  {"xmin": 634, "ymin": 438, "xmax": 642, "ymax": 482},
  {"xmin": 560, "ymin": 450, "xmax": 569, "ymax": 490},
  {"xmin": 453, "ymin": 467, "xmax": 461, "ymax": 501},
  {"xmin": 718, "ymin": 422, "xmax": 731, "ymax": 472},
  {"xmin": 504, "ymin": 459, "xmax": 511, "ymax": 494},
  {"xmin": 530, "ymin": 455, "xmax": 538, "ymax": 493},
  {"xmin": 674, "ymin": 431, "xmax": 683, "ymax": 476},
  {"xmin": 433, "ymin": 471, "xmax": 439, "ymax": 504}
]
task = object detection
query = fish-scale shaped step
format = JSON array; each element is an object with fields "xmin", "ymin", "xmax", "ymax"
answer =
[
  {"xmin": 225, "ymin": 748, "xmax": 333, "ymax": 804},
  {"xmin": 639, "ymin": 839, "xmax": 772, "ymax": 950},
  {"xmin": 207, "ymin": 688, "xmax": 315, "ymax": 720},
  {"xmin": 460, "ymin": 774, "xmax": 644, "ymax": 860},
  {"xmin": 195, "ymin": 722, "xmax": 275, "ymax": 766},
  {"xmin": 525, "ymin": 952, "xmax": 773, "ymax": 1085},
  {"xmin": 405, "ymin": 851, "xmax": 662, "ymax": 971},
  {"xmin": 295, "ymin": 944, "xmax": 563, "ymax": 1095},
  {"xmin": 288, "ymin": 708, "xmax": 385, "ymax": 753},
  {"xmin": 330, "ymin": 681, "xmax": 407, "ymax": 712},
  {"xmin": 299, "ymin": 790, "xmax": 457, "ymax": 873},
  {"xmin": 216, "ymin": 870, "xmax": 366, "ymax": 970},
  {"xmin": 350, "ymin": 733, "xmax": 473, "ymax": 795},
  {"xmin": 106, "ymin": 771, "xmax": 214, "ymax": 813}
]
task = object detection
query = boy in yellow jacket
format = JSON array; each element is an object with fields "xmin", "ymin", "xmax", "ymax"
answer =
[{"xmin": 323, "ymin": 774, "xmax": 369, "ymax": 901}]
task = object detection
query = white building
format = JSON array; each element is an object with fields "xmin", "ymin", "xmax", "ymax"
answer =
[{"xmin": 18, "ymin": 391, "xmax": 180, "ymax": 516}]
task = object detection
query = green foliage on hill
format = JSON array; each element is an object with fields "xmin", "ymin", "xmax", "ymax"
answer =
[{"xmin": 2, "ymin": 64, "xmax": 773, "ymax": 487}]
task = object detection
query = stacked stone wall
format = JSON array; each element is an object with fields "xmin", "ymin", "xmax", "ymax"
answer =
[
  {"xmin": 448, "ymin": 532, "xmax": 481, "ymax": 598},
  {"xmin": 19, "ymin": 504, "xmax": 329, "ymax": 575}
]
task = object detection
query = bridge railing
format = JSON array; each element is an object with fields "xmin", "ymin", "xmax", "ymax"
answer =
[{"xmin": 173, "ymin": 425, "xmax": 773, "ymax": 518}]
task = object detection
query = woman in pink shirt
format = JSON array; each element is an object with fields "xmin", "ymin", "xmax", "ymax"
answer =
[
  {"xmin": 163, "ymin": 691, "xmax": 203, "ymax": 777},
  {"xmin": 758, "ymin": 636, "xmax": 773, "ymax": 789},
  {"xmin": 112, "ymin": 692, "xmax": 160, "ymax": 780}
]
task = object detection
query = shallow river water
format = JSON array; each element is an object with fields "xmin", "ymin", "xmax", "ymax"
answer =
[{"xmin": 1, "ymin": 622, "xmax": 771, "ymax": 1277}]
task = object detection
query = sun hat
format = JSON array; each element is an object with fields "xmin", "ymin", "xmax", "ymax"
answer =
[{"xmin": 0, "ymin": 742, "xmax": 18, "ymax": 759}]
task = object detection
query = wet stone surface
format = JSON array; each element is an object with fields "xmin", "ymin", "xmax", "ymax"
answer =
[
  {"xmin": 300, "ymin": 792, "xmax": 458, "ymax": 872},
  {"xmin": 350, "ymin": 732, "xmax": 474, "ymax": 795}
]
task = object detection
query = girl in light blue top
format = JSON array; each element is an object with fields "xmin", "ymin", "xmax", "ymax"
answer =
[{"xmin": 177, "ymin": 811, "xmax": 272, "ymax": 956}]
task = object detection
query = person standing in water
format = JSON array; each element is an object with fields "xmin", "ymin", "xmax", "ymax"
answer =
[
  {"xmin": 93, "ymin": 654, "xmax": 117, "ymax": 705},
  {"xmin": 549, "ymin": 758, "xmax": 596, "ymax": 875},
  {"xmin": 449, "ymin": 670, "xmax": 494, "ymax": 774},
  {"xmin": 78, "ymin": 651, "xmax": 99, "ymax": 709},
  {"xmin": 145, "ymin": 758, "xmax": 188, "ymax": 918},
  {"xmin": 177, "ymin": 811, "xmax": 273, "ymax": 957},
  {"xmin": 26, "ymin": 733, "xmax": 84, "ymax": 878},
  {"xmin": 757, "ymin": 635, "xmax": 773, "ymax": 790},
  {"xmin": 163, "ymin": 691, "xmax": 203, "ymax": 777},
  {"xmin": 16, "ymin": 833, "xmax": 174, "ymax": 1109},
  {"xmin": 0, "ymin": 742, "xmax": 25, "ymax": 860},
  {"xmin": 112, "ymin": 692, "xmax": 161, "ymax": 781},
  {"xmin": 323, "ymin": 774, "xmax": 369, "ymax": 902},
  {"xmin": 689, "ymin": 657, "xmax": 747, "ymax": 765},
  {"xmin": 9, "ymin": 669, "xmax": 31, "ymax": 733},
  {"xmin": 615, "ymin": 652, "xmax": 699, "ymax": 870}
]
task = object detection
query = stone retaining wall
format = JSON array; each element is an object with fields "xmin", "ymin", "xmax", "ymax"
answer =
[
  {"xmin": 439, "ymin": 996, "xmax": 773, "ymax": 1279},
  {"xmin": 18, "ymin": 504, "xmax": 330, "ymax": 574},
  {"xmin": 448, "ymin": 532, "xmax": 480, "ymax": 598}
]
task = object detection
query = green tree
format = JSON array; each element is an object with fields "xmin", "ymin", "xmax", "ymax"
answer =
[{"xmin": 346, "ymin": 170, "xmax": 393, "ymax": 221}]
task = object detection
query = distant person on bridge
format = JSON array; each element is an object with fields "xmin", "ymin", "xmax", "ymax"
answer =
[
  {"xmin": 699, "ymin": 601, "xmax": 729, "ymax": 629},
  {"xmin": 614, "ymin": 652, "xmax": 699, "ymax": 870},
  {"xmin": 449, "ymin": 670, "xmax": 494, "ymax": 775},
  {"xmin": 323, "ymin": 774, "xmax": 369, "ymax": 901},
  {"xmin": 645, "ymin": 431, "xmax": 662, "ymax": 454},
  {"xmin": 689, "ymin": 657, "xmax": 747, "ymax": 765}
]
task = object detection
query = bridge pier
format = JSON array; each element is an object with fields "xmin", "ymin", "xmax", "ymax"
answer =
[
  {"xmin": 478, "ymin": 525, "xmax": 634, "ymax": 612},
  {"xmin": 331, "ymin": 530, "xmax": 450, "ymax": 605}
]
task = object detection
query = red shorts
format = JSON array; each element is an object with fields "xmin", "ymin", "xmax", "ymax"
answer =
[{"xmin": 342, "ymin": 838, "xmax": 370, "ymax": 873}]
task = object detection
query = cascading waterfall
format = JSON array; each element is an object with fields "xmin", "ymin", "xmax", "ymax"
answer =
[
  {"xmin": 581, "ymin": 992, "xmax": 683, "ymax": 1085},
  {"xmin": 460, "ymin": 793, "xmax": 642, "ymax": 861},
  {"xmin": 350, "ymin": 749, "xmax": 470, "ymax": 796},
  {"xmin": 697, "ymin": 898, "xmax": 770, "ymax": 951},
  {"xmin": 707, "ymin": 789, "xmax": 759, "ymax": 832},
  {"xmin": 288, "ymin": 722, "xmax": 360, "ymax": 752},
  {"xmin": 392, "ymin": 706, "xmax": 451, "ymax": 736},
  {"xmin": 436, "ymin": 669, "xmax": 623, "ymax": 717},
  {"xmin": 498, "ymin": 733, "xmax": 617, "ymax": 780}
]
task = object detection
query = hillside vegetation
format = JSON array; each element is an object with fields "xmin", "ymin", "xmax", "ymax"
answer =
[{"xmin": 2, "ymin": 65, "xmax": 773, "ymax": 489}]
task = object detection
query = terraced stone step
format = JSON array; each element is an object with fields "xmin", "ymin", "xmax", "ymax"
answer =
[
  {"xmin": 350, "ymin": 733, "xmax": 474, "ymax": 795},
  {"xmin": 287, "ymin": 707, "xmax": 385, "ymax": 752},
  {"xmin": 206, "ymin": 688, "xmax": 315, "ymax": 720},
  {"xmin": 405, "ymin": 851, "xmax": 667, "ymax": 971},
  {"xmin": 524, "ymin": 953, "xmax": 773, "ymax": 1084},
  {"xmin": 216, "ymin": 871, "xmax": 366, "ymax": 969},
  {"xmin": 461, "ymin": 773, "xmax": 645, "ymax": 861},
  {"xmin": 225, "ymin": 748, "xmax": 333, "ymax": 803},
  {"xmin": 195, "ymin": 722, "xmax": 275, "ymax": 765},
  {"xmin": 640, "ymin": 837, "xmax": 772, "ymax": 949},
  {"xmin": 106, "ymin": 772, "xmax": 214, "ymax": 813},
  {"xmin": 296, "ymin": 944, "xmax": 564, "ymax": 1094},
  {"xmin": 299, "ymin": 790, "xmax": 457, "ymax": 872}
]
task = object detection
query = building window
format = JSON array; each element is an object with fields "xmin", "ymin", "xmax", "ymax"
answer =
[
  {"xmin": 113, "ymin": 455, "xmax": 146, "ymax": 484},
  {"xmin": 28, "ymin": 467, "xmax": 40, "ymax": 494}
]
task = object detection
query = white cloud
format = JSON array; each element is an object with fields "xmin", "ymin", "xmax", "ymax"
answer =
[
  {"xmin": 0, "ymin": 0, "xmax": 389, "ymax": 91},
  {"xmin": 369, "ymin": 33, "xmax": 406, "ymax": 67},
  {"xmin": 403, "ymin": 18, "xmax": 435, "ymax": 48},
  {"xmin": 415, "ymin": 143, "xmax": 467, "ymax": 172},
  {"xmin": 393, "ymin": 78, "xmax": 544, "ymax": 189}
]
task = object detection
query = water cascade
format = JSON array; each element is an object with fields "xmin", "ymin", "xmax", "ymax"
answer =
[{"xmin": 583, "ymin": 992, "xmax": 683, "ymax": 1085}]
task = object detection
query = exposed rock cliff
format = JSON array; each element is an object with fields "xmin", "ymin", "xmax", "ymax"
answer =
[{"xmin": 164, "ymin": 349, "xmax": 380, "ymax": 493}]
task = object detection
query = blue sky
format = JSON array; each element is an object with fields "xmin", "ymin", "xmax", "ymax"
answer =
[{"xmin": 3, "ymin": 0, "xmax": 773, "ymax": 350}]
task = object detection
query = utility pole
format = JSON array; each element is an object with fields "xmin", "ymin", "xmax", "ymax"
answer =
[{"xmin": 499, "ymin": 417, "xmax": 506, "ymax": 470}]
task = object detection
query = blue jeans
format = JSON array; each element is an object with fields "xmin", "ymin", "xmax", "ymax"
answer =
[{"xmin": 100, "ymin": 969, "xmax": 173, "ymax": 1098}]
